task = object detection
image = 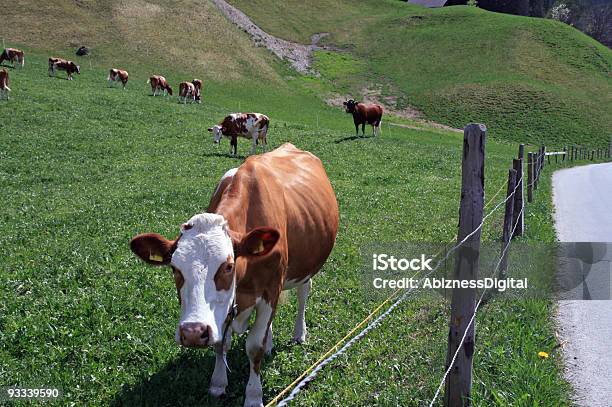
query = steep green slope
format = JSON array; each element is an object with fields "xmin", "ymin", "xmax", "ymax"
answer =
[{"xmin": 230, "ymin": 0, "xmax": 612, "ymax": 147}]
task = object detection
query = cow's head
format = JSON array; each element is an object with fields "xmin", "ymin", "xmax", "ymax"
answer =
[
  {"xmin": 166, "ymin": 85, "xmax": 173, "ymax": 96},
  {"xmin": 73, "ymin": 63, "xmax": 81, "ymax": 74},
  {"xmin": 130, "ymin": 213, "xmax": 279, "ymax": 348},
  {"xmin": 343, "ymin": 99, "xmax": 358, "ymax": 113},
  {"xmin": 208, "ymin": 125, "xmax": 224, "ymax": 143}
]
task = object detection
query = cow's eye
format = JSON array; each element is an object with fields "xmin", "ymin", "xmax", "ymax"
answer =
[{"xmin": 224, "ymin": 263, "xmax": 234, "ymax": 273}]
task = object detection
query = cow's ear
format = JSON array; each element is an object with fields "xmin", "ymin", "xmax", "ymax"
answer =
[
  {"xmin": 130, "ymin": 233, "xmax": 175, "ymax": 266},
  {"xmin": 234, "ymin": 228, "xmax": 280, "ymax": 258}
]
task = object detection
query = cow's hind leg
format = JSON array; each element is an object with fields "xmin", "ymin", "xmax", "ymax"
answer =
[
  {"xmin": 210, "ymin": 325, "xmax": 233, "ymax": 397},
  {"xmin": 361, "ymin": 123, "xmax": 366, "ymax": 137},
  {"xmin": 244, "ymin": 300, "xmax": 274, "ymax": 407},
  {"xmin": 293, "ymin": 279, "xmax": 312, "ymax": 343}
]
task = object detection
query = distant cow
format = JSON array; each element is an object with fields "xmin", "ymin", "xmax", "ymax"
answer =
[
  {"xmin": 148, "ymin": 75, "xmax": 172, "ymax": 96},
  {"xmin": 343, "ymin": 99, "xmax": 383, "ymax": 137},
  {"xmin": 108, "ymin": 68, "xmax": 128, "ymax": 88},
  {"xmin": 0, "ymin": 48, "xmax": 25, "ymax": 68},
  {"xmin": 178, "ymin": 81, "xmax": 196, "ymax": 103},
  {"xmin": 49, "ymin": 57, "xmax": 80, "ymax": 80},
  {"xmin": 209, "ymin": 113, "xmax": 270, "ymax": 156},
  {"xmin": 0, "ymin": 69, "xmax": 10, "ymax": 100},
  {"xmin": 192, "ymin": 79, "xmax": 203, "ymax": 103}
]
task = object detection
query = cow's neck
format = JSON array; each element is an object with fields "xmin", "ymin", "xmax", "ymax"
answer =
[{"xmin": 213, "ymin": 177, "xmax": 284, "ymax": 310}]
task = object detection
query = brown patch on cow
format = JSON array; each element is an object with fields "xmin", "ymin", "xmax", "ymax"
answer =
[
  {"xmin": 214, "ymin": 255, "xmax": 235, "ymax": 291},
  {"xmin": 252, "ymin": 348, "xmax": 264, "ymax": 374},
  {"xmin": 172, "ymin": 266, "xmax": 185, "ymax": 305}
]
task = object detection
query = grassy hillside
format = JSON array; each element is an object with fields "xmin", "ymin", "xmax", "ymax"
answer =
[{"xmin": 230, "ymin": 0, "xmax": 612, "ymax": 147}]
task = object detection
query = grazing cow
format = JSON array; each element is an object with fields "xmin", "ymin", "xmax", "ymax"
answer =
[
  {"xmin": 130, "ymin": 143, "xmax": 339, "ymax": 407},
  {"xmin": 208, "ymin": 113, "xmax": 269, "ymax": 156},
  {"xmin": 0, "ymin": 48, "xmax": 25, "ymax": 68},
  {"xmin": 108, "ymin": 68, "xmax": 129, "ymax": 88},
  {"xmin": 192, "ymin": 79, "xmax": 203, "ymax": 103},
  {"xmin": 48, "ymin": 57, "xmax": 80, "ymax": 80},
  {"xmin": 0, "ymin": 69, "xmax": 10, "ymax": 100},
  {"xmin": 147, "ymin": 75, "xmax": 172, "ymax": 96},
  {"xmin": 178, "ymin": 81, "xmax": 196, "ymax": 103},
  {"xmin": 343, "ymin": 99, "xmax": 383, "ymax": 137}
]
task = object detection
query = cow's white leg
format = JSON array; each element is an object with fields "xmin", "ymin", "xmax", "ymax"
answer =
[
  {"xmin": 251, "ymin": 135, "xmax": 257, "ymax": 155},
  {"xmin": 210, "ymin": 325, "xmax": 233, "ymax": 397},
  {"xmin": 244, "ymin": 300, "xmax": 273, "ymax": 407},
  {"xmin": 293, "ymin": 279, "xmax": 311, "ymax": 343},
  {"xmin": 265, "ymin": 322, "xmax": 273, "ymax": 355}
]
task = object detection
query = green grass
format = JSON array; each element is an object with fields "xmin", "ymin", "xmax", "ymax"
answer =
[
  {"xmin": 229, "ymin": 0, "xmax": 612, "ymax": 148},
  {"xmin": 2, "ymin": 51, "xmax": 604, "ymax": 406}
]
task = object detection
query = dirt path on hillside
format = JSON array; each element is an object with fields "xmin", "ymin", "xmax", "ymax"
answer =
[
  {"xmin": 211, "ymin": 0, "xmax": 461, "ymax": 133},
  {"xmin": 210, "ymin": 0, "xmax": 333, "ymax": 74}
]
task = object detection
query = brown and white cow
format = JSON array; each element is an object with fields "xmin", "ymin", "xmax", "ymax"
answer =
[
  {"xmin": 0, "ymin": 48, "xmax": 25, "ymax": 68},
  {"xmin": 178, "ymin": 81, "xmax": 196, "ymax": 103},
  {"xmin": 343, "ymin": 99, "xmax": 383, "ymax": 137},
  {"xmin": 208, "ymin": 113, "xmax": 269, "ymax": 156},
  {"xmin": 192, "ymin": 78, "xmax": 203, "ymax": 103},
  {"xmin": 48, "ymin": 57, "xmax": 80, "ymax": 80},
  {"xmin": 147, "ymin": 75, "xmax": 172, "ymax": 96},
  {"xmin": 108, "ymin": 68, "xmax": 129, "ymax": 88},
  {"xmin": 0, "ymin": 69, "xmax": 10, "ymax": 100},
  {"xmin": 130, "ymin": 143, "xmax": 339, "ymax": 407}
]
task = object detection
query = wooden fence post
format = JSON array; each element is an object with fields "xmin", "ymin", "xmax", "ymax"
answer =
[
  {"xmin": 512, "ymin": 158, "xmax": 524, "ymax": 237},
  {"xmin": 563, "ymin": 146, "xmax": 566, "ymax": 162},
  {"xmin": 444, "ymin": 124, "xmax": 485, "ymax": 407},
  {"xmin": 527, "ymin": 153, "xmax": 534, "ymax": 203},
  {"xmin": 609, "ymin": 136, "xmax": 612, "ymax": 158},
  {"xmin": 590, "ymin": 150, "xmax": 594, "ymax": 161},
  {"xmin": 500, "ymin": 168, "xmax": 517, "ymax": 277},
  {"xmin": 534, "ymin": 151, "xmax": 539, "ymax": 190}
]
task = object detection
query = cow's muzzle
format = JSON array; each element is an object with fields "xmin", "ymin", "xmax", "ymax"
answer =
[{"xmin": 179, "ymin": 322, "xmax": 211, "ymax": 347}]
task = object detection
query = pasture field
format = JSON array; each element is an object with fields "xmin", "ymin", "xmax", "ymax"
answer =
[{"xmin": 0, "ymin": 51, "xmax": 584, "ymax": 406}]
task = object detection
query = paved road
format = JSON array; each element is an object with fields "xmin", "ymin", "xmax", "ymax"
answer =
[{"xmin": 552, "ymin": 163, "xmax": 612, "ymax": 407}]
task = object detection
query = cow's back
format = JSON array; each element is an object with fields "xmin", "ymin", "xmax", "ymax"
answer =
[{"xmin": 215, "ymin": 143, "xmax": 338, "ymax": 282}]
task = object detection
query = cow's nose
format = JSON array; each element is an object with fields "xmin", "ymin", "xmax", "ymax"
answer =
[{"xmin": 179, "ymin": 322, "xmax": 210, "ymax": 347}]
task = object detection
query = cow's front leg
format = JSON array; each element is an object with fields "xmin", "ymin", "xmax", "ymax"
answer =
[
  {"xmin": 210, "ymin": 325, "xmax": 233, "ymax": 397},
  {"xmin": 355, "ymin": 123, "xmax": 359, "ymax": 137},
  {"xmin": 361, "ymin": 123, "xmax": 366, "ymax": 136},
  {"xmin": 265, "ymin": 323, "xmax": 273, "ymax": 355},
  {"xmin": 244, "ymin": 300, "xmax": 274, "ymax": 407},
  {"xmin": 293, "ymin": 279, "xmax": 311, "ymax": 343}
]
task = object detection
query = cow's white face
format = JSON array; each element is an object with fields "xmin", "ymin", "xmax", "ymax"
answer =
[
  {"xmin": 171, "ymin": 213, "xmax": 235, "ymax": 347},
  {"xmin": 129, "ymin": 213, "xmax": 281, "ymax": 349},
  {"xmin": 209, "ymin": 125, "xmax": 223, "ymax": 143}
]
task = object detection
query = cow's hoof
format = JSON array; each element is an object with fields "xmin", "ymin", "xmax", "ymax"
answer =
[
  {"xmin": 243, "ymin": 398, "xmax": 264, "ymax": 407},
  {"xmin": 291, "ymin": 335, "xmax": 306, "ymax": 344},
  {"xmin": 209, "ymin": 386, "xmax": 226, "ymax": 398}
]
